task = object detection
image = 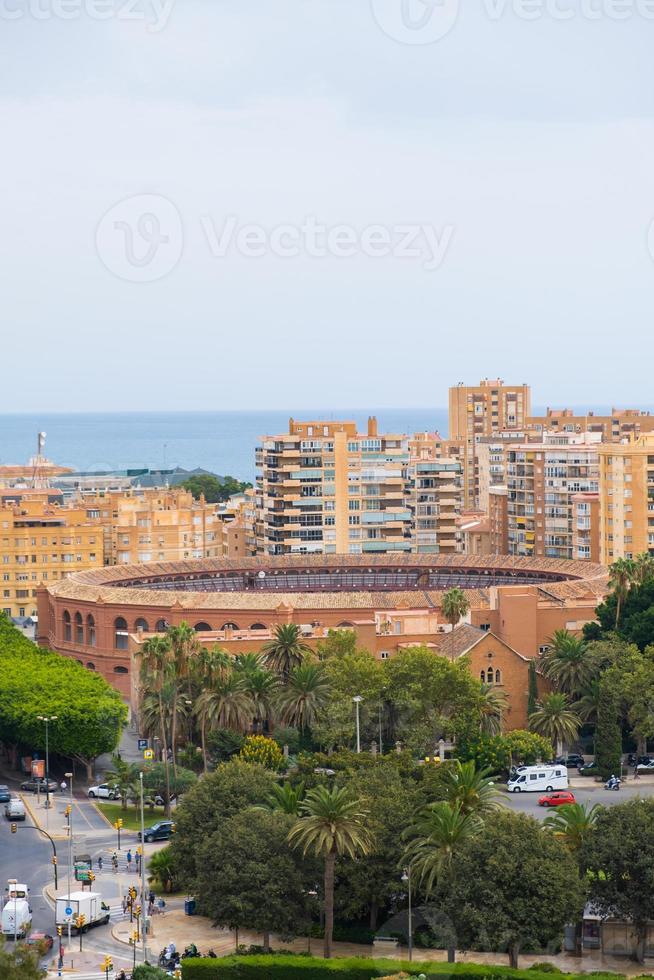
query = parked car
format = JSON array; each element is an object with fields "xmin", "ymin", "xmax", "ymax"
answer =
[
  {"xmin": 579, "ymin": 761, "xmax": 600, "ymax": 776},
  {"xmin": 19, "ymin": 777, "xmax": 58, "ymax": 794},
  {"xmin": 555, "ymin": 754, "xmax": 585, "ymax": 769},
  {"xmin": 137, "ymin": 820, "xmax": 174, "ymax": 843},
  {"xmin": 5, "ymin": 798, "xmax": 26, "ymax": 820},
  {"xmin": 87, "ymin": 783, "xmax": 120, "ymax": 800},
  {"xmin": 0, "ymin": 786, "xmax": 11, "ymax": 803},
  {"xmin": 630, "ymin": 754, "xmax": 652, "ymax": 767},
  {"xmin": 538, "ymin": 791, "xmax": 576, "ymax": 807},
  {"xmin": 636, "ymin": 760, "xmax": 654, "ymax": 772},
  {"xmin": 25, "ymin": 932, "xmax": 53, "ymax": 952}
]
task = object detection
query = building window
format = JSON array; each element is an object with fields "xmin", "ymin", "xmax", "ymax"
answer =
[
  {"xmin": 114, "ymin": 617, "xmax": 129, "ymax": 650},
  {"xmin": 155, "ymin": 619, "xmax": 169, "ymax": 632},
  {"xmin": 63, "ymin": 610, "xmax": 71, "ymax": 642},
  {"xmin": 86, "ymin": 662, "xmax": 96, "ymax": 671},
  {"xmin": 114, "ymin": 666, "xmax": 129, "ymax": 675},
  {"xmin": 480, "ymin": 670, "xmax": 486, "ymax": 683},
  {"xmin": 74, "ymin": 611, "xmax": 84, "ymax": 644},
  {"xmin": 134, "ymin": 618, "xmax": 150, "ymax": 632},
  {"xmin": 380, "ymin": 651, "xmax": 389, "ymax": 660},
  {"xmin": 250, "ymin": 623, "xmax": 267, "ymax": 630},
  {"xmin": 495, "ymin": 668, "xmax": 502, "ymax": 684},
  {"xmin": 87, "ymin": 615, "xmax": 96, "ymax": 647},
  {"xmin": 194, "ymin": 622, "xmax": 212, "ymax": 631},
  {"xmin": 220, "ymin": 622, "xmax": 240, "ymax": 631}
]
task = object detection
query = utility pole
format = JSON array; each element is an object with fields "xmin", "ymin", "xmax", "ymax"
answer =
[
  {"xmin": 352, "ymin": 695, "xmax": 363, "ymax": 753},
  {"xmin": 139, "ymin": 772, "xmax": 148, "ymax": 964},
  {"xmin": 65, "ymin": 771, "xmax": 73, "ymax": 951}
]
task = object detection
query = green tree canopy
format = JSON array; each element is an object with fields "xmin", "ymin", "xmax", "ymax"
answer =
[
  {"xmin": 581, "ymin": 799, "xmax": 654, "ymax": 962},
  {"xmin": 181, "ymin": 473, "xmax": 252, "ymax": 503},
  {"xmin": 445, "ymin": 810, "xmax": 585, "ymax": 968},
  {"xmin": 0, "ymin": 615, "xmax": 126, "ymax": 776}
]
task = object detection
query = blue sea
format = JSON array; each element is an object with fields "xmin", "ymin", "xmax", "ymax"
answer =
[{"xmin": 0, "ymin": 410, "xmax": 451, "ymax": 483}]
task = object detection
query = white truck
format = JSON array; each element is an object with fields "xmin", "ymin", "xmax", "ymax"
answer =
[
  {"xmin": 2, "ymin": 898, "xmax": 32, "ymax": 938},
  {"xmin": 55, "ymin": 891, "xmax": 110, "ymax": 933},
  {"xmin": 508, "ymin": 764, "xmax": 569, "ymax": 793}
]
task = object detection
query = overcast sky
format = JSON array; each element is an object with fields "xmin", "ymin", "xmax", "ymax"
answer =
[{"xmin": 1, "ymin": 0, "xmax": 653, "ymax": 412}]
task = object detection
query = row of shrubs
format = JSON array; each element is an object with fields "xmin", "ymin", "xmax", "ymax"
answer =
[{"xmin": 179, "ymin": 955, "xmax": 625, "ymax": 980}]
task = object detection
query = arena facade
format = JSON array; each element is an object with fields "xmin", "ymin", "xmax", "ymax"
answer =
[{"xmin": 38, "ymin": 554, "xmax": 608, "ymax": 725}]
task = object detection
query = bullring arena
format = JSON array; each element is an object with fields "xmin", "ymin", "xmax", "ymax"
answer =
[{"xmin": 38, "ymin": 554, "xmax": 608, "ymax": 726}]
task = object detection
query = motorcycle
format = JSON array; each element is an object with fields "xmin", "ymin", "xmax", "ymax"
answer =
[
  {"xmin": 158, "ymin": 949, "xmax": 181, "ymax": 970},
  {"xmin": 605, "ymin": 777, "xmax": 621, "ymax": 791}
]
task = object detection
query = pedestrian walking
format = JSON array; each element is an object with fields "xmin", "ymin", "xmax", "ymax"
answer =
[
  {"xmin": 60, "ymin": 779, "xmax": 67, "ymax": 794},
  {"xmin": 135, "ymin": 850, "xmax": 141, "ymax": 873},
  {"xmin": 126, "ymin": 848, "xmax": 133, "ymax": 872},
  {"xmin": 121, "ymin": 895, "xmax": 127, "ymax": 917},
  {"xmin": 112, "ymin": 852, "xmax": 118, "ymax": 872},
  {"xmin": 634, "ymin": 764, "xmax": 640, "ymax": 780},
  {"xmin": 148, "ymin": 889, "xmax": 155, "ymax": 905},
  {"xmin": 97, "ymin": 855, "xmax": 103, "ymax": 871}
]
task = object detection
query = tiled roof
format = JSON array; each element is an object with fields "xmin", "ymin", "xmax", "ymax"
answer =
[{"xmin": 435, "ymin": 624, "xmax": 487, "ymax": 659}]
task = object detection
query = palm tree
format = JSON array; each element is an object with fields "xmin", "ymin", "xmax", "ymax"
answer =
[
  {"xmin": 440, "ymin": 760, "xmax": 504, "ymax": 815},
  {"xmin": 543, "ymin": 801, "xmax": 601, "ymax": 852},
  {"xmin": 103, "ymin": 754, "xmax": 141, "ymax": 812},
  {"xmin": 529, "ymin": 692, "xmax": 581, "ymax": 756},
  {"xmin": 278, "ymin": 663, "xmax": 331, "ymax": 731},
  {"xmin": 632, "ymin": 552, "xmax": 654, "ymax": 586},
  {"xmin": 479, "ymin": 684, "xmax": 509, "ymax": 736},
  {"xmin": 239, "ymin": 665, "xmax": 279, "ymax": 732},
  {"xmin": 147, "ymin": 846, "xmax": 175, "ymax": 892},
  {"xmin": 193, "ymin": 646, "xmax": 231, "ymax": 772},
  {"xmin": 261, "ymin": 623, "xmax": 313, "ymax": 678},
  {"xmin": 577, "ymin": 677, "xmax": 601, "ymax": 725},
  {"xmin": 167, "ymin": 622, "xmax": 202, "ymax": 776},
  {"xmin": 194, "ymin": 670, "xmax": 254, "ymax": 736},
  {"xmin": 137, "ymin": 635, "xmax": 173, "ymax": 816},
  {"xmin": 541, "ymin": 630, "xmax": 592, "ymax": 697},
  {"xmin": 401, "ymin": 801, "xmax": 482, "ymax": 961},
  {"xmin": 441, "ymin": 588, "xmax": 470, "ymax": 644},
  {"xmin": 288, "ymin": 784, "xmax": 373, "ymax": 958},
  {"xmin": 256, "ymin": 780, "xmax": 305, "ymax": 816},
  {"xmin": 609, "ymin": 557, "xmax": 635, "ymax": 628},
  {"xmin": 233, "ymin": 652, "xmax": 266, "ymax": 674}
]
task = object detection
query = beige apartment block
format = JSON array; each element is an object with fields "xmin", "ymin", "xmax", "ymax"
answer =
[
  {"xmin": 75, "ymin": 488, "xmax": 225, "ymax": 565},
  {"xmin": 449, "ymin": 379, "xmax": 531, "ymax": 509},
  {"xmin": 0, "ymin": 492, "xmax": 103, "ymax": 620},
  {"xmin": 406, "ymin": 432, "xmax": 463, "ymax": 554},
  {"xmin": 489, "ymin": 485, "xmax": 509, "ymax": 555},
  {"xmin": 527, "ymin": 407, "xmax": 654, "ymax": 441},
  {"xmin": 256, "ymin": 417, "xmax": 412, "ymax": 556},
  {"xmin": 507, "ymin": 433, "xmax": 600, "ymax": 560},
  {"xmin": 598, "ymin": 434, "xmax": 654, "ymax": 562},
  {"xmin": 571, "ymin": 492, "xmax": 600, "ymax": 563}
]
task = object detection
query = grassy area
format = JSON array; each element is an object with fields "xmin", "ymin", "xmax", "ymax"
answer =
[{"xmin": 95, "ymin": 801, "xmax": 167, "ymax": 831}]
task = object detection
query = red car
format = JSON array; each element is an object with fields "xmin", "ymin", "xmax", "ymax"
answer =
[{"xmin": 538, "ymin": 791, "xmax": 576, "ymax": 807}]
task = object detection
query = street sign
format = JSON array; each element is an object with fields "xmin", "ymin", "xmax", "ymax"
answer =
[
  {"xmin": 143, "ymin": 748, "xmax": 154, "ymax": 760},
  {"xmin": 64, "ymin": 906, "xmax": 73, "ymax": 916},
  {"xmin": 137, "ymin": 738, "xmax": 148, "ymax": 750}
]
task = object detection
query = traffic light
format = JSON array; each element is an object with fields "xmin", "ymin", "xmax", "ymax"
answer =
[
  {"xmin": 88, "ymin": 872, "xmax": 95, "ymax": 882},
  {"xmin": 75, "ymin": 914, "xmax": 86, "ymax": 929},
  {"xmin": 65, "ymin": 804, "xmax": 72, "ymax": 817},
  {"xmin": 135, "ymin": 904, "xmax": 141, "ymax": 917},
  {"xmin": 57, "ymin": 926, "xmax": 63, "ymax": 937},
  {"xmin": 129, "ymin": 885, "xmax": 137, "ymax": 900},
  {"xmin": 115, "ymin": 818, "xmax": 123, "ymax": 829},
  {"xmin": 52, "ymin": 856, "xmax": 57, "ymax": 865},
  {"xmin": 10, "ymin": 823, "xmax": 16, "ymax": 834}
]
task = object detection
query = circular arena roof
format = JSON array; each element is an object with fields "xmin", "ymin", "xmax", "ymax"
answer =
[{"xmin": 45, "ymin": 554, "xmax": 609, "ymax": 612}]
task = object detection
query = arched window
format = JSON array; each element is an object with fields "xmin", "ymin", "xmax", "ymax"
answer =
[
  {"xmin": 495, "ymin": 668, "xmax": 502, "ymax": 684},
  {"xmin": 63, "ymin": 610, "xmax": 71, "ymax": 642},
  {"xmin": 134, "ymin": 618, "xmax": 150, "ymax": 633},
  {"xmin": 480, "ymin": 670, "xmax": 486, "ymax": 684},
  {"xmin": 86, "ymin": 662, "xmax": 96, "ymax": 671},
  {"xmin": 114, "ymin": 617, "xmax": 128, "ymax": 650},
  {"xmin": 336, "ymin": 621, "xmax": 355, "ymax": 628},
  {"xmin": 487, "ymin": 668, "xmax": 494, "ymax": 685},
  {"xmin": 114, "ymin": 665, "xmax": 129, "ymax": 675},
  {"xmin": 250, "ymin": 623, "xmax": 267, "ymax": 631},
  {"xmin": 220, "ymin": 622, "xmax": 240, "ymax": 631},
  {"xmin": 87, "ymin": 614, "xmax": 96, "ymax": 647},
  {"xmin": 194, "ymin": 622, "xmax": 212, "ymax": 632},
  {"xmin": 155, "ymin": 619, "xmax": 169, "ymax": 632},
  {"xmin": 74, "ymin": 612, "xmax": 84, "ymax": 645}
]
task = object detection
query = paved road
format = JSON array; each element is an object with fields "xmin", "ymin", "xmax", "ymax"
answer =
[
  {"xmin": 0, "ymin": 803, "xmax": 55, "ymax": 934},
  {"xmin": 503, "ymin": 777, "xmax": 653, "ymax": 819}
]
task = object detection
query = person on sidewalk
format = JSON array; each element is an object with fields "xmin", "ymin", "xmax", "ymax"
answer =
[
  {"xmin": 126, "ymin": 849, "xmax": 133, "ymax": 872},
  {"xmin": 112, "ymin": 852, "xmax": 119, "ymax": 872},
  {"xmin": 135, "ymin": 851, "xmax": 141, "ymax": 874},
  {"xmin": 121, "ymin": 895, "xmax": 127, "ymax": 916},
  {"xmin": 60, "ymin": 779, "xmax": 67, "ymax": 794},
  {"xmin": 97, "ymin": 855, "xmax": 103, "ymax": 871}
]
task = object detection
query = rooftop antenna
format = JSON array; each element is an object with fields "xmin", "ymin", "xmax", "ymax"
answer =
[{"xmin": 30, "ymin": 431, "xmax": 49, "ymax": 489}]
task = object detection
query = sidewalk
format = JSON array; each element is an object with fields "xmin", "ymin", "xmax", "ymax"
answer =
[{"xmin": 109, "ymin": 908, "xmax": 654, "ymax": 975}]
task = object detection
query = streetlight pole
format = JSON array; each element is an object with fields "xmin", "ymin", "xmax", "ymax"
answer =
[
  {"xmin": 139, "ymin": 772, "xmax": 148, "ymax": 965},
  {"xmin": 65, "ymin": 772, "xmax": 73, "ymax": 951},
  {"xmin": 36, "ymin": 715, "xmax": 57, "ymax": 811},
  {"xmin": 402, "ymin": 867, "xmax": 413, "ymax": 962},
  {"xmin": 352, "ymin": 696, "xmax": 363, "ymax": 754}
]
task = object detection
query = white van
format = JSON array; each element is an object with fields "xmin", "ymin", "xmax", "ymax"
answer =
[
  {"xmin": 4, "ymin": 799, "xmax": 26, "ymax": 821},
  {"xmin": 1, "ymin": 898, "xmax": 32, "ymax": 938},
  {"xmin": 508, "ymin": 764, "xmax": 568, "ymax": 793}
]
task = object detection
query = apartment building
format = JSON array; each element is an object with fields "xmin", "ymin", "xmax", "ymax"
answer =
[
  {"xmin": 219, "ymin": 488, "xmax": 258, "ymax": 558},
  {"xmin": 406, "ymin": 432, "xmax": 463, "ymax": 554},
  {"xmin": 476, "ymin": 431, "xmax": 535, "ymax": 512},
  {"xmin": 0, "ymin": 492, "xmax": 103, "ymax": 620},
  {"xmin": 571, "ymin": 492, "xmax": 600, "ymax": 563},
  {"xmin": 75, "ymin": 488, "xmax": 225, "ymax": 564},
  {"xmin": 489, "ymin": 485, "xmax": 509, "ymax": 555},
  {"xmin": 449, "ymin": 380, "xmax": 531, "ymax": 509},
  {"xmin": 527, "ymin": 407, "xmax": 654, "ymax": 441},
  {"xmin": 256, "ymin": 418, "xmax": 412, "ymax": 556},
  {"xmin": 598, "ymin": 434, "xmax": 654, "ymax": 562},
  {"xmin": 506, "ymin": 433, "xmax": 600, "ymax": 560}
]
